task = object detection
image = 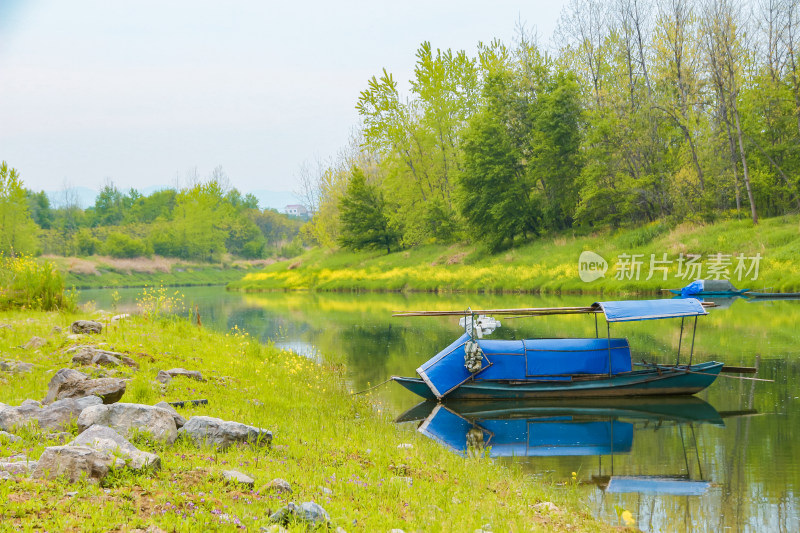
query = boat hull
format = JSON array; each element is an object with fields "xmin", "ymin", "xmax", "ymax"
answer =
[
  {"xmin": 392, "ymin": 361, "xmax": 724, "ymax": 400},
  {"xmin": 669, "ymin": 289, "xmax": 750, "ymax": 296}
]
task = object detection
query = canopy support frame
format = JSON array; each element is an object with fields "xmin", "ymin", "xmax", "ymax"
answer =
[
  {"xmin": 607, "ymin": 322, "xmax": 613, "ymax": 377},
  {"xmin": 688, "ymin": 316, "xmax": 698, "ymax": 366}
]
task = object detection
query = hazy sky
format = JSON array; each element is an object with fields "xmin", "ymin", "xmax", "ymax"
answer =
[{"xmin": 0, "ymin": 0, "xmax": 568, "ymax": 195}]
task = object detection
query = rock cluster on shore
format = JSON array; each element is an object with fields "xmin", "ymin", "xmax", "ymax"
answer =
[
  {"xmin": 0, "ymin": 317, "xmax": 340, "ymax": 531},
  {"xmin": 1, "ymin": 319, "xmax": 272, "ymax": 486}
]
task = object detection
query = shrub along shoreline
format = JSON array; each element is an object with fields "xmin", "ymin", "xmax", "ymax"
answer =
[
  {"xmin": 229, "ymin": 216, "xmax": 800, "ymax": 295},
  {"xmin": 0, "ymin": 309, "xmax": 614, "ymax": 532}
]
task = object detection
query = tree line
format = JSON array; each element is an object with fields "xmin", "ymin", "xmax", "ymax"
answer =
[
  {"xmin": 0, "ymin": 163, "xmax": 303, "ymax": 261},
  {"xmin": 301, "ymin": 0, "xmax": 800, "ymax": 253}
]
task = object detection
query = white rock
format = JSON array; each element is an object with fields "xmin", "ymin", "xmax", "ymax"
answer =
[
  {"xmin": 69, "ymin": 424, "xmax": 160, "ymax": 470},
  {"xmin": 221, "ymin": 469, "xmax": 254, "ymax": 487},
  {"xmin": 71, "ymin": 320, "xmax": 103, "ymax": 335},
  {"xmin": 77, "ymin": 403, "xmax": 178, "ymax": 444},
  {"xmin": 161, "ymin": 368, "xmax": 205, "ymax": 381},
  {"xmin": 269, "ymin": 502, "xmax": 330, "ymax": 527},
  {"xmin": 23, "ymin": 336, "xmax": 46, "ymax": 350},
  {"xmin": 533, "ymin": 501, "xmax": 561, "ymax": 513},
  {"xmin": 153, "ymin": 401, "xmax": 186, "ymax": 428},
  {"xmin": 178, "ymin": 415, "xmax": 271, "ymax": 450},
  {"xmin": 0, "ymin": 430, "xmax": 21, "ymax": 443},
  {"xmin": 32, "ymin": 445, "xmax": 118, "ymax": 483},
  {"xmin": 0, "ymin": 461, "xmax": 38, "ymax": 475},
  {"xmin": 266, "ymin": 478, "xmax": 292, "ymax": 494},
  {"xmin": 37, "ymin": 396, "xmax": 103, "ymax": 431},
  {"xmin": 44, "ymin": 368, "xmax": 88, "ymax": 404},
  {"xmin": 0, "ymin": 396, "xmax": 101, "ymax": 432}
]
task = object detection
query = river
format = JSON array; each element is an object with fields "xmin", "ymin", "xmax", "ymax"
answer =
[{"xmin": 80, "ymin": 286, "xmax": 800, "ymax": 532}]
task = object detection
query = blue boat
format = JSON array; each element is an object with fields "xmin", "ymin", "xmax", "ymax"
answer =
[
  {"xmin": 392, "ymin": 299, "xmax": 724, "ymax": 400},
  {"xmin": 665, "ymin": 279, "xmax": 751, "ymax": 297}
]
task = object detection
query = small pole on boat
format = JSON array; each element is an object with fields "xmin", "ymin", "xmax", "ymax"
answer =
[
  {"xmin": 676, "ymin": 317, "xmax": 685, "ymax": 366},
  {"xmin": 607, "ymin": 321, "xmax": 612, "ymax": 377},
  {"xmin": 688, "ymin": 316, "xmax": 698, "ymax": 366},
  {"xmin": 594, "ymin": 314, "xmax": 599, "ymax": 338}
]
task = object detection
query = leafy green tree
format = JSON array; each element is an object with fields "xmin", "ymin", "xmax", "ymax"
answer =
[
  {"xmin": 103, "ymin": 232, "xmax": 150, "ymax": 258},
  {"xmin": 248, "ymin": 209, "xmax": 302, "ymax": 249},
  {"xmin": 457, "ymin": 75, "xmax": 541, "ymax": 251},
  {"xmin": 26, "ymin": 190, "xmax": 54, "ymax": 229},
  {"xmin": 528, "ymin": 71, "xmax": 583, "ymax": 229},
  {"xmin": 338, "ymin": 167, "xmax": 400, "ymax": 254},
  {"xmin": 153, "ymin": 180, "xmax": 227, "ymax": 261},
  {"xmin": 0, "ymin": 162, "xmax": 39, "ymax": 255},
  {"xmin": 224, "ymin": 216, "xmax": 266, "ymax": 258},
  {"xmin": 457, "ymin": 40, "xmax": 581, "ymax": 249},
  {"xmin": 93, "ymin": 181, "xmax": 125, "ymax": 226},
  {"xmin": 127, "ymin": 189, "xmax": 177, "ymax": 223},
  {"xmin": 72, "ymin": 228, "xmax": 101, "ymax": 255},
  {"xmin": 357, "ymin": 42, "xmax": 479, "ymax": 244}
]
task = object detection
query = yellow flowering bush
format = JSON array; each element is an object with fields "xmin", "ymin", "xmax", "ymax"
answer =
[{"xmin": 0, "ymin": 254, "xmax": 74, "ymax": 311}]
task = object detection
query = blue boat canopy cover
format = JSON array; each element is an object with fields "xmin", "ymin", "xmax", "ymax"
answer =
[
  {"xmin": 594, "ymin": 298, "xmax": 707, "ymax": 322},
  {"xmin": 680, "ymin": 280, "xmax": 705, "ymax": 296}
]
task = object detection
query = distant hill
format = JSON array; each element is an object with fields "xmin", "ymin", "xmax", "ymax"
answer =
[{"xmin": 43, "ymin": 186, "xmax": 300, "ymax": 212}]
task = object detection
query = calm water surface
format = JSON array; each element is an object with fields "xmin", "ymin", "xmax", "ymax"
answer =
[{"xmin": 81, "ymin": 287, "xmax": 800, "ymax": 532}]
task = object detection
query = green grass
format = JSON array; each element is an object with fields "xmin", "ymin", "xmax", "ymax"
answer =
[
  {"xmin": 43, "ymin": 255, "xmax": 260, "ymax": 289},
  {"xmin": 64, "ymin": 265, "xmax": 247, "ymax": 289},
  {"xmin": 0, "ymin": 309, "xmax": 614, "ymax": 532},
  {"xmin": 229, "ymin": 215, "xmax": 800, "ymax": 294}
]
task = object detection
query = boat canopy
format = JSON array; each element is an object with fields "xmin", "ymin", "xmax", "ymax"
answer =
[{"xmin": 594, "ymin": 298, "xmax": 707, "ymax": 322}]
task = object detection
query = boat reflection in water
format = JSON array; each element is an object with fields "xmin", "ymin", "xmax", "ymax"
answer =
[{"xmin": 397, "ymin": 397, "xmax": 749, "ymax": 497}]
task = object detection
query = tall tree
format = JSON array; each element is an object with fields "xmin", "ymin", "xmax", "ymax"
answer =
[
  {"xmin": 653, "ymin": 0, "xmax": 707, "ymax": 194},
  {"xmin": 338, "ymin": 167, "xmax": 399, "ymax": 254},
  {"xmin": 0, "ymin": 162, "xmax": 39, "ymax": 255},
  {"xmin": 93, "ymin": 179, "xmax": 125, "ymax": 226},
  {"xmin": 458, "ymin": 51, "xmax": 541, "ymax": 250},
  {"xmin": 702, "ymin": 0, "xmax": 759, "ymax": 223},
  {"xmin": 357, "ymin": 42, "xmax": 479, "ymax": 243},
  {"xmin": 26, "ymin": 190, "xmax": 54, "ymax": 229}
]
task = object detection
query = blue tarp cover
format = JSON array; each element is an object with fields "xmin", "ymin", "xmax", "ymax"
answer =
[
  {"xmin": 523, "ymin": 338, "xmax": 631, "ymax": 376},
  {"xmin": 680, "ymin": 280, "xmax": 705, "ymax": 296},
  {"xmin": 418, "ymin": 335, "xmax": 634, "ymax": 398},
  {"xmin": 595, "ymin": 298, "xmax": 707, "ymax": 322},
  {"xmin": 417, "ymin": 333, "xmax": 479, "ymax": 397}
]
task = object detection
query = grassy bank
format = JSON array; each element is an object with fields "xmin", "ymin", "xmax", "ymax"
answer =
[
  {"xmin": 230, "ymin": 216, "xmax": 800, "ymax": 294},
  {"xmin": 46, "ymin": 256, "xmax": 270, "ymax": 289},
  {"xmin": 0, "ymin": 308, "xmax": 614, "ymax": 532}
]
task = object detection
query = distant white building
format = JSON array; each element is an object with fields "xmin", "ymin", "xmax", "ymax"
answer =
[{"xmin": 283, "ymin": 204, "xmax": 310, "ymax": 217}]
